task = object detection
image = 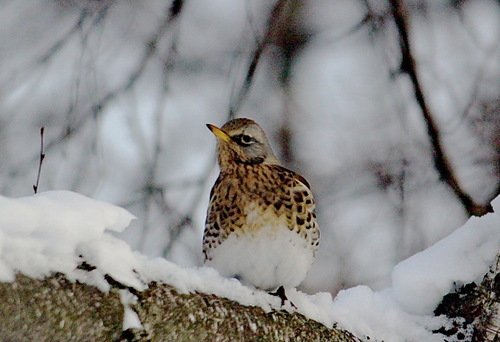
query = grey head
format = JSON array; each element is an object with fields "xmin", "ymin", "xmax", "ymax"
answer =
[{"xmin": 206, "ymin": 118, "xmax": 279, "ymax": 169}]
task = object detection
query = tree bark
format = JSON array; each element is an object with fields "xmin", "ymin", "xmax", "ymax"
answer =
[
  {"xmin": 0, "ymin": 274, "xmax": 359, "ymax": 342},
  {"xmin": 0, "ymin": 274, "xmax": 124, "ymax": 341}
]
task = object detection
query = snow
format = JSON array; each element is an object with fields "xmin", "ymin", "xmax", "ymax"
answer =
[
  {"xmin": 330, "ymin": 286, "xmax": 447, "ymax": 342},
  {"xmin": 392, "ymin": 207, "xmax": 500, "ymax": 315},
  {"xmin": 1, "ymin": 190, "xmax": 499, "ymax": 341},
  {"xmin": 0, "ymin": 191, "xmax": 135, "ymax": 283},
  {"xmin": 120, "ymin": 290, "xmax": 143, "ymax": 330}
]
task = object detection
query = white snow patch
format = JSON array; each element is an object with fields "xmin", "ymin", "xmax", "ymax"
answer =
[
  {"xmin": 120, "ymin": 290, "xmax": 142, "ymax": 330},
  {"xmin": 0, "ymin": 191, "xmax": 135, "ymax": 282},
  {"xmin": 392, "ymin": 196, "xmax": 500, "ymax": 314},
  {"xmin": 330, "ymin": 286, "xmax": 446, "ymax": 341}
]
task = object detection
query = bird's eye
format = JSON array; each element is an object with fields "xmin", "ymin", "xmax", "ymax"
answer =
[
  {"xmin": 241, "ymin": 135, "xmax": 253, "ymax": 144},
  {"xmin": 233, "ymin": 134, "xmax": 255, "ymax": 146}
]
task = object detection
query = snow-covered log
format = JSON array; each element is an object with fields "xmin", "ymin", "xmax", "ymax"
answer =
[
  {"xmin": 1, "ymin": 191, "xmax": 499, "ymax": 341},
  {"xmin": 1, "ymin": 254, "xmax": 499, "ymax": 341}
]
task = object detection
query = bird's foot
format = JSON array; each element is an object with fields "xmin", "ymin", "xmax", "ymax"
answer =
[{"xmin": 269, "ymin": 286, "xmax": 297, "ymax": 309}]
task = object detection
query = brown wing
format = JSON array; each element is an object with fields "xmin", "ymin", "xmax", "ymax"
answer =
[
  {"xmin": 272, "ymin": 165, "xmax": 311, "ymax": 190},
  {"xmin": 269, "ymin": 165, "xmax": 320, "ymax": 252},
  {"xmin": 203, "ymin": 175, "xmax": 223, "ymax": 261},
  {"xmin": 203, "ymin": 175, "xmax": 245, "ymax": 261}
]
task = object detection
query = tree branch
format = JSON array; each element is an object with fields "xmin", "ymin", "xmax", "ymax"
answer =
[
  {"xmin": 0, "ymin": 274, "xmax": 360, "ymax": 341},
  {"xmin": 389, "ymin": 0, "xmax": 493, "ymax": 217}
]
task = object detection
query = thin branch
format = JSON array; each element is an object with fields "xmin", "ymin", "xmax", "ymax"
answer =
[
  {"xmin": 33, "ymin": 127, "xmax": 46, "ymax": 194},
  {"xmin": 389, "ymin": 0, "xmax": 493, "ymax": 216},
  {"xmin": 38, "ymin": 10, "xmax": 91, "ymax": 65}
]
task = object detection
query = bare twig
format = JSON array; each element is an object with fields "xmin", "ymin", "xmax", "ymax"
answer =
[
  {"xmin": 33, "ymin": 127, "xmax": 46, "ymax": 194},
  {"xmin": 389, "ymin": 0, "xmax": 493, "ymax": 216}
]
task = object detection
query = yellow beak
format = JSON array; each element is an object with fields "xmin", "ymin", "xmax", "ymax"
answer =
[{"xmin": 206, "ymin": 124, "xmax": 231, "ymax": 143}]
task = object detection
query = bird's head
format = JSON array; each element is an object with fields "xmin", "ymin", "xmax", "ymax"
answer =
[{"xmin": 207, "ymin": 118, "xmax": 279, "ymax": 170}]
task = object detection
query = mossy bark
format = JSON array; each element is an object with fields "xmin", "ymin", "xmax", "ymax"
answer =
[
  {"xmin": 0, "ymin": 273, "xmax": 123, "ymax": 341},
  {"xmin": 133, "ymin": 282, "xmax": 359, "ymax": 341},
  {"xmin": 0, "ymin": 274, "xmax": 359, "ymax": 342}
]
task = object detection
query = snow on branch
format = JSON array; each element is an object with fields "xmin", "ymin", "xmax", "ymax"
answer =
[{"xmin": 0, "ymin": 191, "xmax": 499, "ymax": 341}]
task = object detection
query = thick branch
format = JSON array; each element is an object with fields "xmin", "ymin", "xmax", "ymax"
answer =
[
  {"xmin": 0, "ymin": 274, "xmax": 360, "ymax": 341},
  {"xmin": 135, "ymin": 282, "xmax": 359, "ymax": 341},
  {"xmin": 0, "ymin": 274, "xmax": 123, "ymax": 341},
  {"xmin": 389, "ymin": 0, "xmax": 493, "ymax": 217}
]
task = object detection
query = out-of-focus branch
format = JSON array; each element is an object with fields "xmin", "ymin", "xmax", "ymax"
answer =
[
  {"xmin": 0, "ymin": 10, "xmax": 90, "ymax": 106},
  {"xmin": 135, "ymin": 2, "xmax": 182, "ymax": 251},
  {"xmin": 161, "ymin": 155, "xmax": 216, "ymax": 257},
  {"xmin": 228, "ymin": 0, "xmax": 290, "ymax": 119},
  {"xmin": 2, "ymin": 1, "xmax": 183, "ymax": 185},
  {"xmin": 232, "ymin": 0, "xmax": 309, "ymax": 167},
  {"xmin": 389, "ymin": 0, "xmax": 493, "ymax": 217},
  {"xmin": 45, "ymin": 0, "xmax": 184, "ymax": 152}
]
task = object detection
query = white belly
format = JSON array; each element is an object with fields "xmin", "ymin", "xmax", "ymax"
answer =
[{"xmin": 206, "ymin": 225, "xmax": 314, "ymax": 291}]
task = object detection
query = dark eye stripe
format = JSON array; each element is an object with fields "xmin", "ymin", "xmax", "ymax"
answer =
[{"xmin": 232, "ymin": 134, "xmax": 256, "ymax": 146}]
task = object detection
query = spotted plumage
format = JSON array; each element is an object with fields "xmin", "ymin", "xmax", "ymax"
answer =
[{"xmin": 203, "ymin": 118, "xmax": 320, "ymax": 294}]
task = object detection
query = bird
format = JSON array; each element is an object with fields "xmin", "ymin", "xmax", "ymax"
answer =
[{"xmin": 203, "ymin": 118, "xmax": 320, "ymax": 305}]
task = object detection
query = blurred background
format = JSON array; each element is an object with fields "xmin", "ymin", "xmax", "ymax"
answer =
[{"xmin": 0, "ymin": 0, "xmax": 498, "ymax": 294}]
